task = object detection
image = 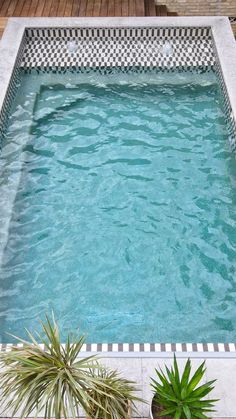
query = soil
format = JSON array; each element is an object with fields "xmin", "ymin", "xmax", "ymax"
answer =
[{"xmin": 151, "ymin": 399, "xmax": 173, "ymax": 419}]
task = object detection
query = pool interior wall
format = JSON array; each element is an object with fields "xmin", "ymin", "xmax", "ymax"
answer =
[{"xmin": 0, "ymin": 19, "xmax": 236, "ymax": 353}]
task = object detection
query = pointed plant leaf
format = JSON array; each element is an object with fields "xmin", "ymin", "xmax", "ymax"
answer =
[
  {"xmin": 183, "ymin": 404, "xmax": 191, "ymax": 419},
  {"xmin": 187, "ymin": 362, "xmax": 206, "ymax": 393}
]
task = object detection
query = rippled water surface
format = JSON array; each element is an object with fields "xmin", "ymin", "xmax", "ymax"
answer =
[{"xmin": 0, "ymin": 69, "xmax": 236, "ymax": 343}]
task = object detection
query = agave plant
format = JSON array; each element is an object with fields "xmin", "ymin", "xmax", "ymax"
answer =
[
  {"xmin": 86, "ymin": 367, "xmax": 142, "ymax": 419},
  {"xmin": 151, "ymin": 355, "xmax": 218, "ymax": 419},
  {"xmin": 0, "ymin": 315, "xmax": 122, "ymax": 419}
]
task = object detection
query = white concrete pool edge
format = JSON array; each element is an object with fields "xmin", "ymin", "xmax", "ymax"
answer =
[{"xmin": 1, "ymin": 16, "xmax": 236, "ymax": 357}]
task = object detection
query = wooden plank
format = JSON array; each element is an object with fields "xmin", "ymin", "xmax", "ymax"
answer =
[
  {"xmin": 27, "ymin": 0, "xmax": 40, "ymax": 16},
  {"xmin": 99, "ymin": 0, "xmax": 108, "ymax": 16},
  {"xmin": 14, "ymin": 0, "xmax": 26, "ymax": 16},
  {"xmin": 145, "ymin": 0, "xmax": 156, "ymax": 16},
  {"xmin": 114, "ymin": 0, "xmax": 121, "ymax": 16},
  {"xmin": 121, "ymin": 0, "xmax": 129, "ymax": 16},
  {"xmin": 107, "ymin": 0, "xmax": 115, "ymax": 16},
  {"xmin": 86, "ymin": 0, "xmax": 94, "ymax": 16},
  {"xmin": 128, "ymin": 0, "xmax": 135, "ymax": 16},
  {"xmin": 21, "ymin": 0, "xmax": 31, "ymax": 16},
  {"xmin": 135, "ymin": 0, "xmax": 145, "ymax": 16},
  {"xmin": 71, "ymin": 0, "xmax": 81, "ymax": 15},
  {"xmin": 79, "ymin": 0, "xmax": 87, "ymax": 16},
  {"xmin": 0, "ymin": 0, "xmax": 5, "ymax": 15},
  {"xmin": 35, "ymin": 0, "xmax": 46, "ymax": 16},
  {"xmin": 49, "ymin": 0, "xmax": 59, "ymax": 16},
  {"xmin": 64, "ymin": 0, "xmax": 74, "ymax": 16},
  {"xmin": 92, "ymin": 0, "xmax": 101, "ymax": 16},
  {"xmin": 5, "ymin": 0, "xmax": 18, "ymax": 16},
  {"xmin": 0, "ymin": 0, "xmax": 12, "ymax": 15},
  {"xmin": 57, "ymin": 0, "xmax": 67, "ymax": 15},
  {"xmin": 42, "ymin": 0, "xmax": 53, "ymax": 15}
]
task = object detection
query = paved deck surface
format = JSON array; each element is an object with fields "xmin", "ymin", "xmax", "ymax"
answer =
[
  {"xmin": 89, "ymin": 357, "xmax": 236, "ymax": 419},
  {"xmin": 0, "ymin": 355, "xmax": 235, "ymax": 417},
  {"xmin": 96, "ymin": 355, "xmax": 236, "ymax": 418}
]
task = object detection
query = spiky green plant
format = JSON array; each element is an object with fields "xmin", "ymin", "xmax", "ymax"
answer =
[
  {"xmin": 86, "ymin": 367, "xmax": 142, "ymax": 419},
  {"xmin": 0, "ymin": 315, "xmax": 122, "ymax": 419},
  {"xmin": 151, "ymin": 355, "xmax": 218, "ymax": 419}
]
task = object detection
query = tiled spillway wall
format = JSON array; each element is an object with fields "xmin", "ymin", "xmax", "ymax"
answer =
[{"xmin": 21, "ymin": 27, "xmax": 215, "ymax": 69}]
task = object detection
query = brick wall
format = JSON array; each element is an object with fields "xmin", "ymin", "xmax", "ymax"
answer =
[
  {"xmin": 156, "ymin": 0, "xmax": 236, "ymax": 17},
  {"xmin": 156, "ymin": 0, "xmax": 236, "ymax": 33}
]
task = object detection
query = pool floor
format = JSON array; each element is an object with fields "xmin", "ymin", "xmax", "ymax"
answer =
[{"xmin": 0, "ymin": 69, "xmax": 236, "ymax": 343}]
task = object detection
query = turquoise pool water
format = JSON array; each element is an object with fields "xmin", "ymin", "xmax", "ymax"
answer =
[{"xmin": 0, "ymin": 69, "xmax": 236, "ymax": 343}]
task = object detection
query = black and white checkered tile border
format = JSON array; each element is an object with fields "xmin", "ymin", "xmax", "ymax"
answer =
[
  {"xmin": 0, "ymin": 342, "xmax": 236, "ymax": 352},
  {"xmin": 21, "ymin": 27, "xmax": 215, "ymax": 69},
  {"xmin": 0, "ymin": 33, "xmax": 27, "ymax": 145},
  {"xmin": 211, "ymin": 36, "xmax": 236, "ymax": 151}
]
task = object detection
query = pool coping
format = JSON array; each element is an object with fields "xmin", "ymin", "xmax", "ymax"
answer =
[{"xmin": 0, "ymin": 16, "xmax": 236, "ymax": 356}]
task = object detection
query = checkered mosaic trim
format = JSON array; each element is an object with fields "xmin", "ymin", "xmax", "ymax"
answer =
[
  {"xmin": 0, "ymin": 34, "xmax": 27, "ymax": 145},
  {"xmin": 212, "ymin": 38, "xmax": 236, "ymax": 151},
  {"xmin": 23, "ymin": 66, "xmax": 214, "ymax": 76},
  {"xmin": 21, "ymin": 27, "xmax": 215, "ymax": 69},
  {"xmin": 0, "ymin": 342, "xmax": 236, "ymax": 353}
]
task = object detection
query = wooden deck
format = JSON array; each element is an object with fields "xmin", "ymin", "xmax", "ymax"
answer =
[
  {"xmin": 0, "ymin": 0, "xmax": 235, "ymax": 36},
  {"xmin": 0, "ymin": 0, "xmax": 155, "ymax": 18},
  {"xmin": 0, "ymin": 0, "xmax": 178, "ymax": 38},
  {"xmin": 0, "ymin": 0, "xmax": 178, "ymax": 18}
]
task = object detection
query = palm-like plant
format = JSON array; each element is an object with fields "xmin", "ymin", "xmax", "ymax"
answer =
[
  {"xmin": 0, "ymin": 315, "xmax": 122, "ymax": 419},
  {"xmin": 151, "ymin": 355, "xmax": 218, "ymax": 419},
  {"xmin": 86, "ymin": 367, "xmax": 142, "ymax": 419}
]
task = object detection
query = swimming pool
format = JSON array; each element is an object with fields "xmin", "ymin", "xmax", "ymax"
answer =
[
  {"xmin": 0, "ymin": 17, "xmax": 236, "ymax": 352},
  {"xmin": 0, "ymin": 67, "xmax": 235, "ymax": 343}
]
